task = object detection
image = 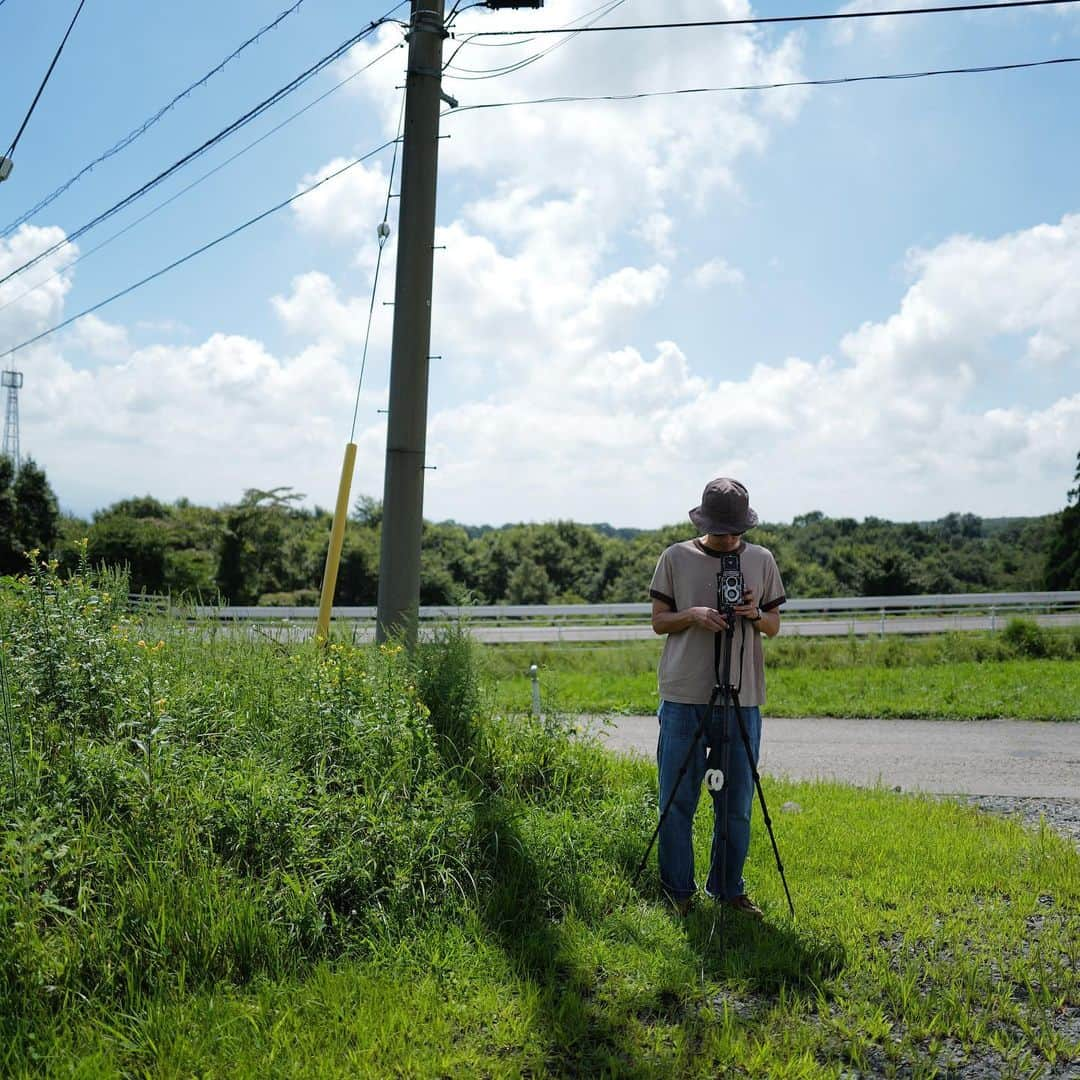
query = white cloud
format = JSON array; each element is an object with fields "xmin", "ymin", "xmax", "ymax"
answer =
[
  {"xmin": 291, "ymin": 157, "xmax": 391, "ymax": 245},
  {"xmin": 22, "ymin": 332, "xmax": 382, "ymax": 512},
  {"xmin": 635, "ymin": 212, "xmax": 675, "ymax": 258},
  {"xmin": 417, "ymin": 212, "xmax": 1080, "ymax": 524},
  {"xmin": 691, "ymin": 257, "xmax": 746, "ymax": 289},
  {"xmin": 0, "ymin": 225, "xmax": 78, "ymax": 348},
  {"xmin": 1025, "ymin": 332, "xmax": 1069, "ymax": 367},
  {"xmin": 830, "ymin": 1, "xmax": 919, "ymax": 46}
]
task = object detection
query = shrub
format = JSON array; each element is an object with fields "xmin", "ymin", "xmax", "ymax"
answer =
[{"xmin": 1001, "ymin": 617, "xmax": 1051, "ymax": 658}]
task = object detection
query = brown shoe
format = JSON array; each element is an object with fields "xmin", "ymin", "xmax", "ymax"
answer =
[
  {"xmin": 668, "ymin": 894, "xmax": 693, "ymax": 917},
  {"xmin": 727, "ymin": 894, "xmax": 764, "ymax": 919}
]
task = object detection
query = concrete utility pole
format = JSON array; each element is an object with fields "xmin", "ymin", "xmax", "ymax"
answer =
[
  {"xmin": 376, "ymin": 0, "xmax": 542, "ymax": 646},
  {"xmin": 376, "ymin": 0, "xmax": 448, "ymax": 646}
]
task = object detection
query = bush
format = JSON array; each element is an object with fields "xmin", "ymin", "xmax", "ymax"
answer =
[
  {"xmin": 0, "ymin": 565, "xmax": 488, "ymax": 1031},
  {"xmin": 411, "ymin": 622, "xmax": 483, "ymax": 765},
  {"xmin": 1001, "ymin": 617, "xmax": 1051, "ymax": 659}
]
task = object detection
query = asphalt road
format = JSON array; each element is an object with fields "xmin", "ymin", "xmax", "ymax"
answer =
[{"xmin": 597, "ymin": 715, "xmax": 1080, "ymax": 798}]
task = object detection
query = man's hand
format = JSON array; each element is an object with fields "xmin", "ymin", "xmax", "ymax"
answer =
[
  {"xmin": 689, "ymin": 606, "xmax": 729, "ymax": 632},
  {"xmin": 733, "ymin": 587, "xmax": 760, "ymax": 622},
  {"xmin": 733, "ymin": 586, "xmax": 782, "ymax": 637},
  {"xmin": 651, "ymin": 598, "xmax": 729, "ymax": 635}
]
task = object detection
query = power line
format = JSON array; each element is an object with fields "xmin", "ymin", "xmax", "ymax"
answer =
[
  {"xmin": 443, "ymin": 54, "xmax": 1080, "ymax": 115},
  {"xmin": 444, "ymin": 0, "xmax": 629, "ymax": 80},
  {"xmin": 1, "ymin": 0, "xmax": 326, "ymax": 238},
  {"xmin": 465, "ymin": 0, "xmax": 1080, "ymax": 37},
  {"xmin": 4, "ymin": 0, "xmax": 88, "ymax": 161},
  {"xmin": 0, "ymin": 42, "xmax": 405, "ymax": 324},
  {"xmin": 3, "ymin": 137, "xmax": 402, "ymax": 360},
  {"xmin": 0, "ymin": 16, "xmax": 402, "ymax": 292}
]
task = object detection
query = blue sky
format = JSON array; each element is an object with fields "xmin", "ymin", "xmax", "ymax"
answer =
[{"xmin": 1, "ymin": 0, "xmax": 1078, "ymax": 526}]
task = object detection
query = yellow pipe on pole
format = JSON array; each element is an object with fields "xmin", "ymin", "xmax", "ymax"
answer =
[{"xmin": 316, "ymin": 442, "xmax": 358, "ymax": 645}]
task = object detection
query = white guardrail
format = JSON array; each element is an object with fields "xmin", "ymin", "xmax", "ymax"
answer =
[{"xmin": 145, "ymin": 591, "xmax": 1080, "ymax": 642}]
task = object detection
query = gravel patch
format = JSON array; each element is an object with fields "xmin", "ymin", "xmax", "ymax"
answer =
[{"xmin": 953, "ymin": 795, "xmax": 1080, "ymax": 849}]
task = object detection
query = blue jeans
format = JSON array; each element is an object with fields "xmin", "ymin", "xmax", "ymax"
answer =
[{"xmin": 656, "ymin": 699, "xmax": 762, "ymax": 902}]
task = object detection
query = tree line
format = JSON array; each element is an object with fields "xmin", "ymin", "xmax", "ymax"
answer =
[{"xmin": 5, "ymin": 452, "xmax": 1078, "ymax": 604}]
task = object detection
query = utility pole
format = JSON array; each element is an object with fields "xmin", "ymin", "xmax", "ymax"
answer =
[
  {"xmin": 376, "ymin": 0, "xmax": 542, "ymax": 646},
  {"xmin": 376, "ymin": 0, "xmax": 448, "ymax": 646}
]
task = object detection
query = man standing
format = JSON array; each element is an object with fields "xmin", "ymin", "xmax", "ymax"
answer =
[{"xmin": 649, "ymin": 477, "xmax": 785, "ymax": 917}]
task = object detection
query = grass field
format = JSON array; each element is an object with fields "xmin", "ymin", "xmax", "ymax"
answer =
[
  {"xmin": 2, "ymin": 563, "xmax": 1078, "ymax": 1076},
  {"xmin": 482, "ymin": 629, "xmax": 1080, "ymax": 720}
]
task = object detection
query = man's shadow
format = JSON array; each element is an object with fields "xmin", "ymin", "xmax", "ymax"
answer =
[
  {"xmin": 427, "ymin": 693, "xmax": 843, "ymax": 1076},
  {"xmin": 614, "ymin": 830, "xmax": 847, "ymax": 994}
]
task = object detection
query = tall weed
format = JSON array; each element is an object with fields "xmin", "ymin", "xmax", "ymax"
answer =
[{"xmin": 0, "ymin": 566, "xmax": 506, "ymax": 1033}]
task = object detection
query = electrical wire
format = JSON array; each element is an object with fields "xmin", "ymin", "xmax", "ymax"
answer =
[
  {"xmin": 444, "ymin": 0, "xmax": 627, "ymax": 79},
  {"xmin": 442, "ymin": 54, "xmax": 1080, "ymax": 115},
  {"xmin": 4, "ymin": 0, "xmax": 88, "ymax": 161},
  {"xmin": 466, "ymin": 0, "xmax": 1080, "ymax": 37},
  {"xmin": 0, "ymin": 15, "xmax": 403, "ymax": 292},
  {"xmin": 2, "ymin": 137, "xmax": 402, "ymax": 360},
  {"xmin": 1, "ymin": 0, "xmax": 330, "ymax": 238},
  {"xmin": 0, "ymin": 42, "xmax": 406, "ymax": 323},
  {"xmin": 350, "ymin": 89, "xmax": 407, "ymax": 443}
]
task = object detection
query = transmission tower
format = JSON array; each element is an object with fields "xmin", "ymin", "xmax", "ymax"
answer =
[{"xmin": 2, "ymin": 370, "xmax": 23, "ymax": 470}]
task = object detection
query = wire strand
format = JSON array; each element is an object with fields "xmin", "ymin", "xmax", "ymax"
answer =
[
  {"xmin": 444, "ymin": 0, "xmax": 626, "ymax": 78},
  {"xmin": 0, "ymin": 42, "xmax": 405, "ymax": 323},
  {"xmin": 0, "ymin": 16, "xmax": 402, "ymax": 292},
  {"xmin": 1, "ymin": 0, "xmax": 329, "ymax": 237},
  {"xmin": 3, "ymin": 138, "xmax": 402, "ymax": 360},
  {"xmin": 350, "ymin": 89, "xmax": 407, "ymax": 443},
  {"xmin": 4, "ymin": 0, "xmax": 88, "ymax": 160},
  {"xmin": 443, "ymin": 54, "xmax": 1080, "ymax": 115},
  {"xmin": 466, "ymin": 0, "xmax": 1080, "ymax": 37}
]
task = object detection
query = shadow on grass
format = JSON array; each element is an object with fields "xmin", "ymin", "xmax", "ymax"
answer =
[
  {"xmin": 466, "ymin": 793, "xmax": 846, "ymax": 1077},
  {"xmin": 682, "ymin": 904, "xmax": 846, "ymax": 990},
  {"xmin": 417, "ymin": 624, "xmax": 844, "ymax": 1072},
  {"xmin": 470, "ymin": 799, "xmax": 660, "ymax": 1079}
]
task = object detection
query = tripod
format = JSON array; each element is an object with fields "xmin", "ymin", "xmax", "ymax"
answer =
[{"xmin": 633, "ymin": 596, "xmax": 796, "ymax": 919}]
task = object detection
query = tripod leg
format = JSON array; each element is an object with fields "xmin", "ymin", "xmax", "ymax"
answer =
[
  {"xmin": 632, "ymin": 689, "xmax": 718, "ymax": 889},
  {"xmin": 705, "ymin": 689, "xmax": 732, "ymax": 900},
  {"xmin": 729, "ymin": 688, "xmax": 796, "ymax": 918}
]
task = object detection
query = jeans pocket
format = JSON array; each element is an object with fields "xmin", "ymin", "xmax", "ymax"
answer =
[{"xmin": 658, "ymin": 701, "xmax": 702, "ymax": 741}]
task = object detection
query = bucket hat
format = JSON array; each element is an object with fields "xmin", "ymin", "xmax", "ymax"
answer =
[{"xmin": 688, "ymin": 477, "xmax": 758, "ymax": 535}]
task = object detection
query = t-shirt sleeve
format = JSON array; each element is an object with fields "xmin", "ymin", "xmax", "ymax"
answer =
[
  {"xmin": 760, "ymin": 551, "xmax": 786, "ymax": 612},
  {"xmin": 649, "ymin": 548, "xmax": 676, "ymax": 609}
]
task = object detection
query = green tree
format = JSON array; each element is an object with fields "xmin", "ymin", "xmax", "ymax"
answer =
[
  {"xmin": 337, "ymin": 525, "xmax": 380, "ymax": 604},
  {"xmin": 506, "ymin": 557, "xmax": 553, "ymax": 604},
  {"xmin": 88, "ymin": 515, "xmax": 168, "ymax": 593},
  {"xmin": 1044, "ymin": 451, "xmax": 1080, "ymax": 589},
  {"xmin": 0, "ymin": 457, "xmax": 18, "ymax": 574},
  {"xmin": 353, "ymin": 494, "xmax": 382, "ymax": 527},
  {"xmin": 215, "ymin": 488, "xmax": 305, "ymax": 605},
  {"xmin": 13, "ymin": 458, "xmax": 59, "ymax": 556}
]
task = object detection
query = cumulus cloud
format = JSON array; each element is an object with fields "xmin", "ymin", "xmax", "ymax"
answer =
[
  {"xmin": 21, "ymin": 332, "xmax": 381, "ymax": 512},
  {"xmin": 691, "ymin": 258, "xmax": 746, "ymax": 289},
  {"xmin": 0, "ymin": 225, "xmax": 78, "ymax": 347},
  {"xmin": 291, "ymin": 157, "xmax": 391, "ymax": 245},
  {"xmin": 418, "ymin": 212, "xmax": 1080, "ymax": 524}
]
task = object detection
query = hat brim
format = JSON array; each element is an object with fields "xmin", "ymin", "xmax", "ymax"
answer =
[{"xmin": 688, "ymin": 505, "xmax": 759, "ymax": 535}]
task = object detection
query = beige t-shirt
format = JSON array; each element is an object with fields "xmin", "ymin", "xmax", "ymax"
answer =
[{"xmin": 649, "ymin": 539, "xmax": 786, "ymax": 706}]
